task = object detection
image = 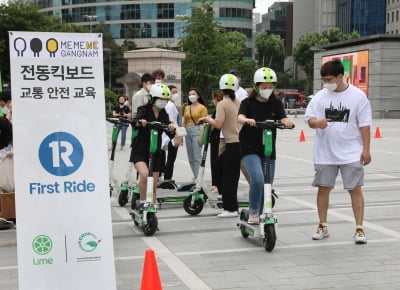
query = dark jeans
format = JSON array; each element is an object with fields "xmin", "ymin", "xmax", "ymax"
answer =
[
  {"xmin": 164, "ymin": 141, "xmax": 178, "ymax": 180},
  {"xmin": 210, "ymin": 137, "xmax": 220, "ymax": 186},
  {"xmin": 214, "ymin": 142, "xmax": 241, "ymax": 212}
]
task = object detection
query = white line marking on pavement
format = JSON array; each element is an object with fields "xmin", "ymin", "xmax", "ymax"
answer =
[
  {"xmin": 176, "ymin": 238, "xmax": 400, "ymax": 256},
  {"xmin": 278, "ymin": 154, "xmax": 313, "ymax": 163},
  {"xmin": 0, "ymin": 265, "xmax": 18, "ymax": 271},
  {"xmin": 372, "ymin": 149, "xmax": 400, "ymax": 155},
  {"xmin": 2, "ymin": 237, "xmax": 399, "ymax": 273},
  {"xmin": 112, "ymin": 202, "xmax": 211, "ymax": 289},
  {"xmin": 142, "ymin": 237, "xmax": 211, "ymax": 290},
  {"xmin": 373, "ymin": 173, "xmax": 397, "ymax": 179},
  {"xmin": 281, "ymin": 195, "xmax": 400, "ymax": 239}
]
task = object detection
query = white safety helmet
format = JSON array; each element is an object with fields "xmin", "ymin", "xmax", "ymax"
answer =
[
  {"xmin": 149, "ymin": 83, "xmax": 170, "ymax": 101},
  {"xmin": 219, "ymin": 73, "xmax": 239, "ymax": 91},
  {"xmin": 253, "ymin": 67, "xmax": 277, "ymax": 84}
]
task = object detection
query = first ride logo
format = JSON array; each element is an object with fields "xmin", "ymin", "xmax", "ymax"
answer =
[{"xmin": 39, "ymin": 131, "xmax": 83, "ymax": 176}]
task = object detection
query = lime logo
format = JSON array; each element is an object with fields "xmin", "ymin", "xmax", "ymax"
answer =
[
  {"xmin": 32, "ymin": 235, "xmax": 53, "ymax": 255},
  {"xmin": 78, "ymin": 232, "xmax": 102, "ymax": 252}
]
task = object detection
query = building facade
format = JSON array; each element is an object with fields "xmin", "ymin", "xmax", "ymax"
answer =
[
  {"xmin": 337, "ymin": 0, "xmax": 386, "ymax": 36},
  {"xmin": 313, "ymin": 35, "xmax": 400, "ymax": 118},
  {"xmin": 386, "ymin": 0, "xmax": 400, "ymax": 34},
  {"xmin": 36, "ymin": 0, "xmax": 254, "ymax": 57},
  {"xmin": 256, "ymin": 1, "xmax": 293, "ymax": 56}
]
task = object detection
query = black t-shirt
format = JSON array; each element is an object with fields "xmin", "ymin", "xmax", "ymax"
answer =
[
  {"xmin": 238, "ymin": 97, "xmax": 286, "ymax": 159},
  {"xmin": 131, "ymin": 104, "xmax": 172, "ymax": 157},
  {"xmin": 114, "ymin": 105, "xmax": 131, "ymax": 118}
]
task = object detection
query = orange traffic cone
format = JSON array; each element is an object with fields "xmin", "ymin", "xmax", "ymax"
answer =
[
  {"xmin": 299, "ymin": 130, "xmax": 306, "ymax": 142},
  {"xmin": 374, "ymin": 127, "xmax": 382, "ymax": 138},
  {"xmin": 141, "ymin": 249, "xmax": 162, "ymax": 290}
]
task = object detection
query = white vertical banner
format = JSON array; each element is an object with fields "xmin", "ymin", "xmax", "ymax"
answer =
[{"xmin": 9, "ymin": 31, "xmax": 116, "ymax": 290}]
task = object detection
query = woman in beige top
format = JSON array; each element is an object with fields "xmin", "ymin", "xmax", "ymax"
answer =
[{"xmin": 199, "ymin": 74, "xmax": 241, "ymax": 217}]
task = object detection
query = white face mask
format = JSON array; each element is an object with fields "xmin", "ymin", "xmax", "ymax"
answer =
[
  {"xmin": 145, "ymin": 83, "xmax": 152, "ymax": 92},
  {"xmin": 154, "ymin": 99, "xmax": 168, "ymax": 110},
  {"xmin": 155, "ymin": 79, "xmax": 162, "ymax": 84},
  {"xmin": 188, "ymin": 94, "xmax": 198, "ymax": 103},
  {"xmin": 259, "ymin": 89, "xmax": 273, "ymax": 100},
  {"xmin": 171, "ymin": 93, "xmax": 179, "ymax": 102},
  {"xmin": 324, "ymin": 81, "xmax": 338, "ymax": 92}
]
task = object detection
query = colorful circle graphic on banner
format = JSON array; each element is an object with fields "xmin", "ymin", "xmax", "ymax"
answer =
[
  {"xmin": 32, "ymin": 235, "xmax": 53, "ymax": 255},
  {"xmin": 39, "ymin": 132, "xmax": 84, "ymax": 176}
]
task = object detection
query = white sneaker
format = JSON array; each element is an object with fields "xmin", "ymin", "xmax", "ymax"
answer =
[
  {"xmin": 217, "ymin": 210, "xmax": 238, "ymax": 218},
  {"xmin": 247, "ymin": 213, "xmax": 259, "ymax": 225},
  {"xmin": 312, "ymin": 224, "xmax": 329, "ymax": 240},
  {"xmin": 354, "ymin": 228, "xmax": 367, "ymax": 244}
]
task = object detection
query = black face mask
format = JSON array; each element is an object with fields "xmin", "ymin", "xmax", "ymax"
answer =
[{"xmin": 119, "ymin": 102, "xmax": 125, "ymax": 105}]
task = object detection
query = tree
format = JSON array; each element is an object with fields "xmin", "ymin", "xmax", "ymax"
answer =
[
  {"xmin": 293, "ymin": 28, "xmax": 360, "ymax": 94},
  {"xmin": 93, "ymin": 23, "xmax": 128, "ymax": 90},
  {"xmin": 255, "ymin": 31, "xmax": 285, "ymax": 71},
  {"xmin": 179, "ymin": 0, "xmax": 247, "ymax": 101},
  {"xmin": 0, "ymin": 1, "xmax": 85, "ymax": 83}
]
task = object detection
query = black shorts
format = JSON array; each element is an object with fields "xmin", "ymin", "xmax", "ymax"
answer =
[{"xmin": 129, "ymin": 150, "xmax": 163, "ymax": 172}]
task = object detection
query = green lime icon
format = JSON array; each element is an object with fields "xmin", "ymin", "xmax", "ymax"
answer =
[{"xmin": 32, "ymin": 235, "xmax": 53, "ymax": 255}]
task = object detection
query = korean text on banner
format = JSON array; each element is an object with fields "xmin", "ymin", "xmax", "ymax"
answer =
[{"xmin": 9, "ymin": 31, "xmax": 116, "ymax": 290}]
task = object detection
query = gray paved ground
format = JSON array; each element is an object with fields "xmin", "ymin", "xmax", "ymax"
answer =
[{"xmin": 1, "ymin": 116, "xmax": 400, "ymax": 289}]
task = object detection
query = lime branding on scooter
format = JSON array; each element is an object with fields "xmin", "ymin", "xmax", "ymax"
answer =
[{"xmin": 237, "ymin": 120, "xmax": 294, "ymax": 252}]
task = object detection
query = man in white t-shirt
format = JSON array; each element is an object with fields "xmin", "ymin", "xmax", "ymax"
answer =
[{"xmin": 305, "ymin": 59, "xmax": 372, "ymax": 244}]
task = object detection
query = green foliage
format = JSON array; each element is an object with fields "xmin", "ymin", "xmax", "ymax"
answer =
[
  {"xmin": 293, "ymin": 28, "xmax": 361, "ymax": 94},
  {"xmin": 94, "ymin": 23, "xmax": 128, "ymax": 90},
  {"xmin": 179, "ymin": 0, "xmax": 247, "ymax": 102},
  {"xmin": 0, "ymin": 1, "xmax": 85, "ymax": 82},
  {"xmin": 276, "ymin": 72, "xmax": 307, "ymax": 93},
  {"xmin": 255, "ymin": 32, "xmax": 285, "ymax": 71},
  {"xmin": 105, "ymin": 88, "xmax": 118, "ymax": 117}
]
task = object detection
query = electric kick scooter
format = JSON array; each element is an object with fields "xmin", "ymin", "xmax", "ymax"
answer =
[
  {"xmin": 183, "ymin": 123, "xmax": 213, "ymax": 215},
  {"xmin": 183, "ymin": 123, "xmax": 278, "ymax": 215},
  {"xmin": 237, "ymin": 120, "xmax": 294, "ymax": 252},
  {"xmin": 127, "ymin": 120, "xmax": 175, "ymax": 236},
  {"xmin": 117, "ymin": 127, "xmax": 140, "ymax": 207},
  {"xmin": 106, "ymin": 117, "xmax": 123, "ymax": 197}
]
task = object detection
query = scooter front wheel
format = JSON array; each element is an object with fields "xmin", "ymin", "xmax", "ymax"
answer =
[
  {"xmin": 131, "ymin": 193, "xmax": 139, "ymax": 210},
  {"xmin": 118, "ymin": 189, "xmax": 129, "ymax": 206},
  {"xmin": 183, "ymin": 196, "xmax": 204, "ymax": 215},
  {"xmin": 263, "ymin": 224, "xmax": 276, "ymax": 252},
  {"xmin": 143, "ymin": 212, "xmax": 158, "ymax": 236},
  {"xmin": 239, "ymin": 210, "xmax": 249, "ymax": 238}
]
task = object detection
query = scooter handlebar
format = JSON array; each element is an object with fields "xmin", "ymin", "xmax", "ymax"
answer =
[
  {"xmin": 255, "ymin": 120, "xmax": 295, "ymax": 130},
  {"xmin": 138, "ymin": 121, "xmax": 176, "ymax": 133},
  {"xmin": 106, "ymin": 117, "xmax": 125, "ymax": 125}
]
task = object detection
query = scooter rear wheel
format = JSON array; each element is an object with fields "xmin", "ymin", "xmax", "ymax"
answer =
[
  {"xmin": 240, "ymin": 210, "xmax": 249, "ymax": 238},
  {"xmin": 183, "ymin": 196, "xmax": 204, "ymax": 215},
  {"xmin": 264, "ymin": 224, "xmax": 276, "ymax": 252},
  {"xmin": 118, "ymin": 190, "xmax": 129, "ymax": 206},
  {"xmin": 143, "ymin": 213, "xmax": 158, "ymax": 236}
]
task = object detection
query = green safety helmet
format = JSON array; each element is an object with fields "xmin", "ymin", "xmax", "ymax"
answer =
[
  {"xmin": 219, "ymin": 73, "xmax": 239, "ymax": 91},
  {"xmin": 253, "ymin": 67, "xmax": 277, "ymax": 84},
  {"xmin": 149, "ymin": 83, "xmax": 170, "ymax": 102}
]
